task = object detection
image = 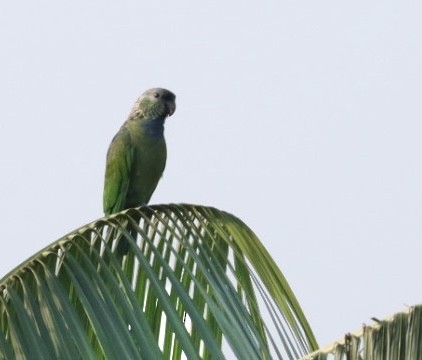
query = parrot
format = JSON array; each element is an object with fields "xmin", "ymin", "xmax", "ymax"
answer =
[{"xmin": 103, "ymin": 87, "xmax": 176, "ymax": 255}]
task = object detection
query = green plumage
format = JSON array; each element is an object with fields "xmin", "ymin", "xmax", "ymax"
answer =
[{"xmin": 103, "ymin": 88, "xmax": 176, "ymax": 254}]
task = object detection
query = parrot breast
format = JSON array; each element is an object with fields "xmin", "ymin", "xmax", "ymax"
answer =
[{"xmin": 124, "ymin": 119, "xmax": 167, "ymax": 208}]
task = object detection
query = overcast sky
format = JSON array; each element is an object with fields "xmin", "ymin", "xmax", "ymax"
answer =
[{"xmin": 1, "ymin": 1, "xmax": 421, "ymax": 348}]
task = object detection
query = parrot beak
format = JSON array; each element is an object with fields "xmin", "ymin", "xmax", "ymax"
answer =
[{"xmin": 167, "ymin": 103, "xmax": 176, "ymax": 117}]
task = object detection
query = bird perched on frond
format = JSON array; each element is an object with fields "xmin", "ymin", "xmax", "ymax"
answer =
[{"xmin": 103, "ymin": 88, "xmax": 176, "ymax": 255}]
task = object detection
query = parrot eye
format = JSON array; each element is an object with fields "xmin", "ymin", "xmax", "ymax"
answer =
[{"xmin": 153, "ymin": 92, "xmax": 160, "ymax": 99}]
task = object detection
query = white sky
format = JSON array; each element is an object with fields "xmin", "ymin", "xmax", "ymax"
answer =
[{"xmin": 1, "ymin": 0, "xmax": 421, "ymax": 348}]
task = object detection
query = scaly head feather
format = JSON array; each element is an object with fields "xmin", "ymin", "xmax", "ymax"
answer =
[{"xmin": 128, "ymin": 88, "xmax": 176, "ymax": 121}]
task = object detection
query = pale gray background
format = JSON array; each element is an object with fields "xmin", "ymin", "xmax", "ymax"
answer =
[{"xmin": 1, "ymin": 1, "xmax": 421, "ymax": 348}]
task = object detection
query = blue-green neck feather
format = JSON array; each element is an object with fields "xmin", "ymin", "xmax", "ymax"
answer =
[{"xmin": 142, "ymin": 117, "xmax": 165, "ymax": 138}]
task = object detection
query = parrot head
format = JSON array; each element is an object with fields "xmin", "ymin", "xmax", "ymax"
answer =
[{"xmin": 137, "ymin": 88, "xmax": 176, "ymax": 119}]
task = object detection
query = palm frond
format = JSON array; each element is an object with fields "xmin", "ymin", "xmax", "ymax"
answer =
[
  {"xmin": 0, "ymin": 204, "xmax": 317, "ymax": 359},
  {"xmin": 303, "ymin": 304, "xmax": 422, "ymax": 360}
]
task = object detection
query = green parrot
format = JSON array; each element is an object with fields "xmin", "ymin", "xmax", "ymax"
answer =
[{"xmin": 103, "ymin": 88, "xmax": 176, "ymax": 254}]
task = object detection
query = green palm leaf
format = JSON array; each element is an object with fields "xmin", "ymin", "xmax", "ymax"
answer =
[
  {"xmin": 303, "ymin": 304, "xmax": 422, "ymax": 360},
  {"xmin": 0, "ymin": 204, "xmax": 317, "ymax": 359}
]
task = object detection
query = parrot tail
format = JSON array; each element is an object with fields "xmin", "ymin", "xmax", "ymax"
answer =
[
  {"xmin": 114, "ymin": 211, "xmax": 141, "ymax": 257},
  {"xmin": 114, "ymin": 207, "xmax": 155, "ymax": 258}
]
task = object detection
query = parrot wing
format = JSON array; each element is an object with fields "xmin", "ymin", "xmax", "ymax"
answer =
[{"xmin": 103, "ymin": 127, "xmax": 134, "ymax": 215}]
